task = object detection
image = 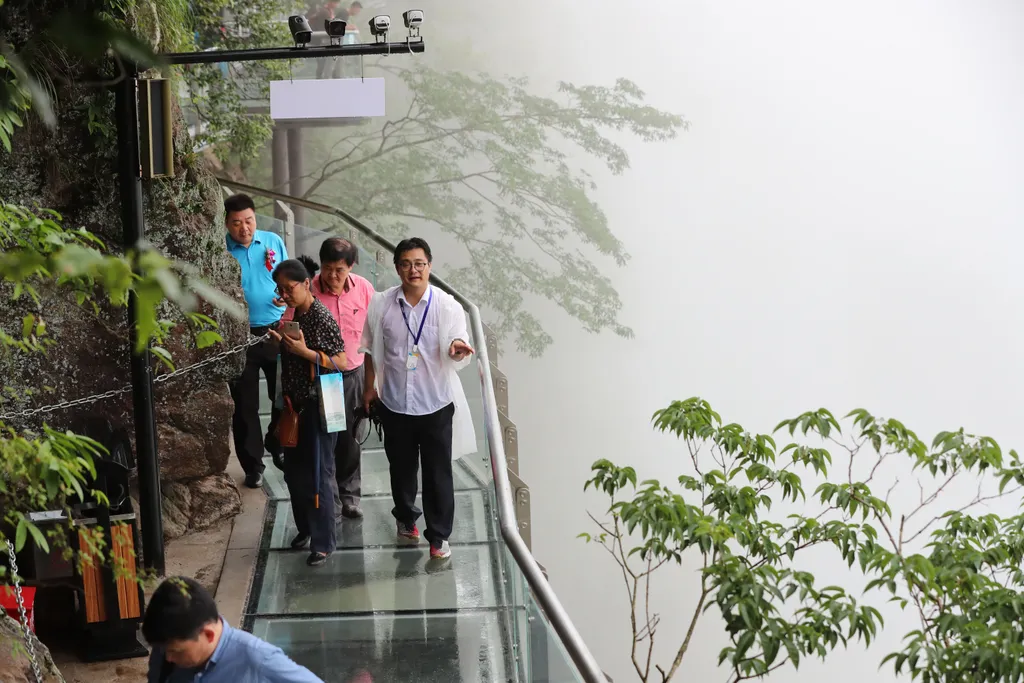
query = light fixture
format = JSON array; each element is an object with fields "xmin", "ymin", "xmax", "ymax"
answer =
[
  {"xmin": 369, "ymin": 15, "xmax": 391, "ymax": 43},
  {"xmin": 325, "ymin": 18, "xmax": 347, "ymax": 46},
  {"xmin": 403, "ymin": 10, "xmax": 423, "ymax": 40},
  {"xmin": 288, "ymin": 15, "xmax": 313, "ymax": 47}
]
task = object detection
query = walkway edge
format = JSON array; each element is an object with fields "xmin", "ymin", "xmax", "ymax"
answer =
[{"xmin": 215, "ymin": 456, "xmax": 269, "ymax": 625}]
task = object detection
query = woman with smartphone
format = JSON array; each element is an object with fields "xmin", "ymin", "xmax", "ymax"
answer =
[{"xmin": 267, "ymin": 256, "xmax": 347, "ymax": 567}]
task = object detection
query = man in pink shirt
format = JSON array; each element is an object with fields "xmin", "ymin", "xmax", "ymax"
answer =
[
  {"xmin": 315, "ymin": 238, "xmax": 375, "ymax": 518},
  {"xmin": 282, "ymin": 238, "xmax": 374, "ymax": 518}
]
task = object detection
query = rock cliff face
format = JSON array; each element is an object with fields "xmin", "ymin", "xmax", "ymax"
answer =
[
  {"xmin": 0, "ymin": 1, "xmax": 248, "ymax": 540},
  {"xmin": 0, "ymin": 614, "xmax": 64, "ymax": 683}
]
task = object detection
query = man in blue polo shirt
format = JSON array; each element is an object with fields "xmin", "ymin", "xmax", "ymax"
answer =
[
  {"xmin": 225, "ymin": 194, "xmax": 287, "ymax": 489},
  {"xmin": 143, "ymin": 576, "xmax": 322, "ymax": 682}
]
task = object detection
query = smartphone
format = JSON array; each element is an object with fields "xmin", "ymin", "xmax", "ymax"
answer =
[{"xmin": 281, "ymin": 321, "xmax": 301, "ymax": 340}]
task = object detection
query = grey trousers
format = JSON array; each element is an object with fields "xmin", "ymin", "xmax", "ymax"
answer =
[{"xmin": 335, "ymin": 364, "xmax": 364, "ymax": 507}]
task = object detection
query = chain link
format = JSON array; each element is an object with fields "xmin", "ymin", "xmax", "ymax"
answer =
[
  {"xmin": 0, "ymin": 333, "xmax": 270, "ymax": 423},
  {"xmin": 6, "ymin": 542, "xmax": 42, "ymax": 683},
  {"xmin": 153, "ymin": 333, "xmax": 269, "ymax": 385}
]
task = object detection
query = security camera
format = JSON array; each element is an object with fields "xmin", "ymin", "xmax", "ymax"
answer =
[
  {"xmin": 403, "ymin": 10, "xmax": 423, "ymax": 29},
  {"xmin": 403, "ymin": 10, "xmax": 423, "ymax": 39},
  {"xmin": 288, "ymin": 15, "xmax": 313, "ymax": 47},
  {"xmin": 325, "ymin": 18, "xmax": 347, "ymax": 44},
  {"xmin": 369, "ymin": 15, "xmax": 390, "ymax": 42}
]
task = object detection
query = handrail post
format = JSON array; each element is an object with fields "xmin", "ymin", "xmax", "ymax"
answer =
[{"xmin": 274, "ymin": 199, "xmax": 296, "ymax": 257}]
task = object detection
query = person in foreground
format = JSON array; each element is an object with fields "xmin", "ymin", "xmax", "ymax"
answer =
[
  {"xmin": 360, "ymin": 237, "xmax": 477, "ymax": 560},
  {"xmin": 143, "ymin": 576, "xmax": 322, "ymax": 683},
  {"xmin": 269, "ymin": 257, "xmax": 347, "ymax": 567}
]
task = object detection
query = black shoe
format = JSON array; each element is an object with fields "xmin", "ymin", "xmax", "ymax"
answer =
[
  {"xmin": 290, "ymin": 533, "xmax": 310, "ymax": 550},
  {"xmin": 307, "ymin": 551, "xmax": 330, "ymax": 567},
  {"xmin": 341, "ymin": 504, "xmax": 363, "ymax": 519},
  {"xmin": 271, "ymin": 453, "xmax": 285, "ymax": 472},
  {"xmin": 244, "ymin": 472, "xmax": 264, "ymax": 489}
]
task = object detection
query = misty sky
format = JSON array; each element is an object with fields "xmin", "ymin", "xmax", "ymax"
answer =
[{"xmin": 466, "ymin": 1, "xmax": 1024, "ymax": 681}]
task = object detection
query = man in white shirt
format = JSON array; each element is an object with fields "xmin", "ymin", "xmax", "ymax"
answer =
[{"xmin": 360, "ymin": 238, "xmax": 476, "ymax": 560}]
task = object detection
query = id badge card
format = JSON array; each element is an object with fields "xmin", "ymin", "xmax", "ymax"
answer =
[{"xmin": 406, "ymin": 345, "xmax": 420, "ymax": 370}]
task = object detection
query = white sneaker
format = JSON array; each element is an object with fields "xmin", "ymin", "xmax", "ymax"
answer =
[{"xmin": 429, "ymin": 541, "xmax": 451, "ymax": 560}]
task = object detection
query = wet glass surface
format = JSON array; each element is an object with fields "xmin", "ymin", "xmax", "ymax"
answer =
[
  {"xmin": 255, "ymin": 543, "xmax": 500, "ymax": 615},
  {"xmin": 251, "ymin": 612, "xmax": 509, "ymax": 683},
  {"xmin": 262, "ymin": 449, "xmax": 482, "ymax": 500},
  {"xmin": 269, "ymin": 490, "xmax": 491, "ymax": 549}
]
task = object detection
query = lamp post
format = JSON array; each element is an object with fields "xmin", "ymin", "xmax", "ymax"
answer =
[{"xmin": 117, "ymin": 37, "xmax": 425, "ymax": 575}]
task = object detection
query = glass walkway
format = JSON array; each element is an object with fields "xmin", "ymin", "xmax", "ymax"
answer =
[{"xmin": 224, "ymin": 179, "xmax": 603, "ymax": 683}]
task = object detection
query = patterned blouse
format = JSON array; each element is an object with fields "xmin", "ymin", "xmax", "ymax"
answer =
[{"xmin": 280, "ymin": 298, "xmax": 345, "ymax": 403}]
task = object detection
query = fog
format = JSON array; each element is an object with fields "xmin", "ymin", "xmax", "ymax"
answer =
[
  {"xmin": 485, "ymin": 1, "xmax": 1024, "ymax": 681},
  {"xmin": 276, "ymin": 0, "xmax": 1024, "ymax": 680}
]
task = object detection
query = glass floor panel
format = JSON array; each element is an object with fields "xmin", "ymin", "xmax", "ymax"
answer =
[
  {"xmin": 256, "ymin": 541, "xmax": 500, "ymax": 615},
  {"xmin": 250, "ymin": 379, "xmax": 512, "ymax": 682},
  {"xmin": 251, "ymin": 612, "xmax": 509, "ymax": 683},
  {"xmin": 269, "ymin": 490, "xmax": 492, "ymax": 549},
  {"xmin": 262, "ymin": 454, "xmax": 482, "ymax": 501}
]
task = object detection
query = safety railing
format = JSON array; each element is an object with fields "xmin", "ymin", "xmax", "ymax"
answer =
[{"xmin": 218, "ymin": 177, "xmax": 604, "ymax": 683}]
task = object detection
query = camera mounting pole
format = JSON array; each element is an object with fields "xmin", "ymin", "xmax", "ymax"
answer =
[{"xmin": 116, "ymin": 39, "xmax": 425, "ymax": 576}]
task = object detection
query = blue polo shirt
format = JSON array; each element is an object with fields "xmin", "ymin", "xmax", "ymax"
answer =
[
  {"xmin": 147, "ymin": 618, "xmax": 322, "ymax": 683},
  {"xmin": 226, "ymin": 230, "xmax": 288, "ymax": 328}
]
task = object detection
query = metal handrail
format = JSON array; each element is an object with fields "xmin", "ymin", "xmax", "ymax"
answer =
[{"xmin": 217, "ymin": 178, "xmax": 605, "ymax": 683}]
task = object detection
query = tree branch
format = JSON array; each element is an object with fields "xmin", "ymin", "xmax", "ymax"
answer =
[{"xmin": 662, "ymin": 553, "xmax": 712, "ymax": 683}]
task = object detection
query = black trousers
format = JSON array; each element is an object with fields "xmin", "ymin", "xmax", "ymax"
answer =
[
  {"xmin": 229, "ymin": 332, "xmax": 281, "ymax": 477},
  {"xmin": 284, "ymin": 400, "xmax": 339, "ymax": 555},
  {"xmin": 334, "ymin": 365, "xmax": 364, "ymax": 507},
  {"xmin": 380, "ymin": 402, "xmax": 455, "ymax": 545}
]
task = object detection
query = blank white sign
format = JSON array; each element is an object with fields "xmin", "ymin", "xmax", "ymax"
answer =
[{"xmin": 269, "ymin": 77, "xmax": 386, "ymax": 120}]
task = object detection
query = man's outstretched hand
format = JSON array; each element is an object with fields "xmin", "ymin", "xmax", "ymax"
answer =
[{"xmin": 449, "ymin": 339, "xmax": 474, "ymax": 361}]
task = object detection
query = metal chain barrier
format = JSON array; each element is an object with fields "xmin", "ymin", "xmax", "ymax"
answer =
[
  {"xmin": 0, "ymin": 335, "xmax": 271, "ymax": 683},
  {"xmin": 6, "ymin": 541, "xmax": 43, "ymax": 683},
  {"xmin": 0, "ymin": 333, "xmax": 270, "ymax": 423}
]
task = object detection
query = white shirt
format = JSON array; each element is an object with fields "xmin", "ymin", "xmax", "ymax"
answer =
[
  {"xmin": 361, "ymin": 285, "xmax": 477, "ymax": 457},
  {"xmin": 379, "ymin": 286, "xmax": 455, "ymax": 416}
]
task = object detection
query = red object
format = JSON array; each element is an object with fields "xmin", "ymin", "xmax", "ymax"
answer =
[
  {"xmin": 265, "ymin": 248, "xmax": 277, "ymax": 272},
  {"xmin": 0, "ymin": 586, "xmax": 36, "ymax": 633}
]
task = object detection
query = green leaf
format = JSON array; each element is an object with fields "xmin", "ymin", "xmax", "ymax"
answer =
[
  {"xmin": 194, "ymin": 330, "xmax": 222, "ymax": 349},
  {"xmin": 14, "ymin": 518, "xmax": 26, "ymax": 552},
  {"xmin": 151, "ymin": 345, "xmax": 174, "ymax": 370},
  {"xmin": 3, "ymin": 51, "xmax": 56, "ymax": 128},
  {"xmin": 186, "ymin": 276, "xmax": 245, "ymax": 319},
  {"xmin": 25, "ymin": 522, "xmax": 48, "ymax": 554}
]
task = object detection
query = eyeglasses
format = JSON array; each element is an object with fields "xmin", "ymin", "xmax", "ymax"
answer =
[
  {"xmin": 275, "ymin": 281, "xmax": 305, "ymax": 296},
  {"xmin": 397, "ymin": 261, "xmax": 429, "ymax": 272}
]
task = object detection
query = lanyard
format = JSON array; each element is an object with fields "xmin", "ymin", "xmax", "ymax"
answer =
[{"xmin": 399, "ymin": 289, "xmax": 432, "ymax": 347}]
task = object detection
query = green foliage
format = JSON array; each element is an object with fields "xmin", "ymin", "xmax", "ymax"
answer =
[
  {"xmin": 0, "ymin": 202, "xmax": 240, "ymax": 358},
  {"xmin": 583, "ymin": 397, "xmax": 1024, "ymax": 682},
  {"xmin": 266, "ymin": 61, "xmax": 686, "ymax": 356},
  {"xmin": 0, "ymin": 0, "xmax": 241, "ymax": 607},
  {"xmin": 0, "ymin": 200, "xmax": 239, "ymax": 584},
  {"xmin": 176, "ymin": 0, "xmax": 300, "ymax": 161},
  {"xmin": 0, "ymin": 2, "xmax": 163, "ymax": 136},
  {"xmin": 0, "ymin": 424, "xmax": 108, "ymax": 571},
  {"xmin": 0, "ymin": 53, "xmax": 28, "ymax": 152}
]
